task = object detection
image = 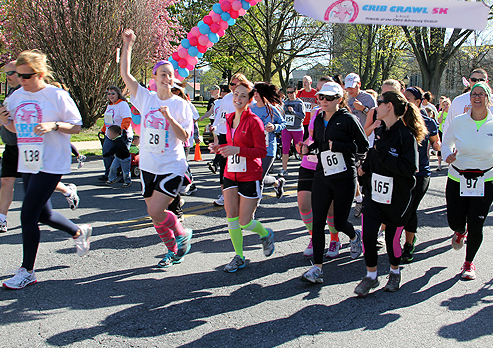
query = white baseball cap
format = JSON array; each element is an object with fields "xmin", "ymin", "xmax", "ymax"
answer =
[
  {"xmin": 344, "ymin": 73, "xmax": 361, "ymax": 88},
  {"xmin": 315, "ymin": 82, "xmax": 344, "ymax": 97}
]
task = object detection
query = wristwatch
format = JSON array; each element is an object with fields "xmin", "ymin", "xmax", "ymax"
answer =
[
  {"xmin": 54, "ymin": 122, "xmax": 60, "ymax": 131},
  {"xmin": 363, "ymin": 107, "xmax": 370, "ymax": 115}
]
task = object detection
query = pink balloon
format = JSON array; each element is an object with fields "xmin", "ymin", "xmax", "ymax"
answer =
[
  {"xmin": 179, "ymin": 58, "xmax": 188, "ymax": 68},
  {"xmin": 210, "ymin": 23, "xmax": 221, "ymax": 33},
  {"xmin": 218, "ymin": 29, "xmax": 226, "ymax": 37},
  {"xmin": 198, "ymin": 35, "xmax": 209, "ymax": 46},
  {"xmin": 148, "ymin": 79, "xmax": 157, "ymax": 92},
  {"xmin": 211, "ymin": 13, "xmax": 222, "ymax": 22},
  {"xmin": 204, "ymin": 15, "xmax": 213, "ymax": 25},
  {"xmin": 187, "ymin": 55, "xmax": 198, "ymax": 65},
  {"xmin": 219, "ymin": 20, "xmax": 229, "ymax": 30},
  {"xmin": 197, "ymin": 45, "xmax": 208, "ymax": 53},
  {"xmin": 172, "ymin": 52, "xmax": 180, "ymax": 61},
  {"xmin": 187, "ymin": 32, "xmax": 195, "ymax": 40},
  {"xmin": 132, "ymin": 121, "xmax": 141, "ymax": 136},
  {"xmin": 189, "ymin": 36, "xmax": 198, "ymax": 46},
  {"xmin": 206, "ymin": 41, "xmax": 214, "ymax": 48},
  {"xmin": 238, "ymin": 8, "xmax": 247, "ymax": 16},
  {"xmin": 209, "ymin": 10, "xmax": 215, "ymax": 16},
  {"xmin": 178, "ymin": 47, "xmax": 189, "ymax": 59},
  {"xmin": 230, "ymin": 10, "xmax": 239, "ymax": 19},
  {"xmin": 176, "ymin": 73, "xmax": 185, "ymax": 82},
  {"xmin": 190, "ymin": 26, "xmax": 201, "ymax": 37},
  {"xmin": 187, "ymin": 63, "xmax": 194, "ymax": 71},
  {"xmin": 232, "ymin": 0, "xmax": 242, "ymax": 10},
  {"xmin": 221, "ymin": 1, "xmax": 232, "ymax": 11}
]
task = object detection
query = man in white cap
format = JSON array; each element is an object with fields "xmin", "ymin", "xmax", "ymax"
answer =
[{"xmin": 297, "ymin": 75, "xmax": 318, "ymax": 141}]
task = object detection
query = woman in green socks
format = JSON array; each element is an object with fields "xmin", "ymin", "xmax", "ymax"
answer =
[{"xmin": 209, "ymin": 82, "xmax": 274, "ymax": 272}]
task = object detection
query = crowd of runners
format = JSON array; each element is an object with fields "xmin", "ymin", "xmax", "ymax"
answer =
[{"xmin": 0, "ymin": 30, "xmax": 492, "ymax": 298}]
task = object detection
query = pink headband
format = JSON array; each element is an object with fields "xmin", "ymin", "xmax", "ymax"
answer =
[{"xmin": 152, "ymin": 61, "xmax": 172, "ymax": 75}]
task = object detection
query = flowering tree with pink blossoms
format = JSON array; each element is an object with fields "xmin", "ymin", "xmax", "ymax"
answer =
[{"xmin": 0, "ymin": 0, "xmax": 184, "ymax": 126}]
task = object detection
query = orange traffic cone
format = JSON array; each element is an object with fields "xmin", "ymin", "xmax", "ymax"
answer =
[{"xmin": 193, "ymin": 142, "xmax": 203, "ymax": 161}]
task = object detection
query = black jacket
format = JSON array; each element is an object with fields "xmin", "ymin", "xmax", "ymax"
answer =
[
  {"xmin": 361, "ymin": 119, "xmax": 419, "ymax": 226},
  {"xmin": 309, "ymin": 108, "xmax": 369, "ymax": 180},
  {"xmin": 103, "ymin": 136, "xmax": 130, "ymax": 160}
]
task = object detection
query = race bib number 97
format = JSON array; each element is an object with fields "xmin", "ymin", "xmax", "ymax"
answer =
[{"xmin": 460, "ymin": 176, "xmax": 485, "ymax": 197}]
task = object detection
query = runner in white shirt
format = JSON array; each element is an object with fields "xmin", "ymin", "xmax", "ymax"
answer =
[
  {"xmin": 120, "ymin": 29, "xmax": 193, "ymax": 268},
  {"xmin": 1, "ymin": 50, "xmax": 91, "ymax": 290},
  {"xmin": 443, "ymin": 68, "xmax": 491, "ymax": 135}
]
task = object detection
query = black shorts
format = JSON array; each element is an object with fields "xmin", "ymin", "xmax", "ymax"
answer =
[
  {"xmin": 297, "ymin": 166, "xmax": 315, "ymax": 192},
  {"xmin": 141, "ymin": 170, "xmax": 184, "ymax": 198},
  {"xmin": 1, "ymin": 145, "xmax": 21, "ymax": 178},
  {"xmin": 223, "ymin": 177, "xmax": 261, "ymax": 199}
]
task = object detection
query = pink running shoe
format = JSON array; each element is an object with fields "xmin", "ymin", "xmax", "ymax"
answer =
[
  {"xmin": 303, "ymin": 238, "xmax": 313, "ymax": 257},
  {"xmin": 461, "ymin": 261, "xmax": 476, "ymax": 280},
  {"xmin": 326, "ymin": 241, "xmax": 340, "ymax": 258}
]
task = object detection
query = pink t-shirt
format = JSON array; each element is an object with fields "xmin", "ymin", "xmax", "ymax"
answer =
[{"xmin": 300, "ymin": 108, "xmax": 320, "ymax": 170}]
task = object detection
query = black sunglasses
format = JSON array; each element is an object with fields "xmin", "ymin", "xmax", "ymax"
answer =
[
  {"xmin": 377, "ymin": 100, "xmax": 390, "ymax": 106},
  {"xmin": 107, "ymin": 92, "xmax": 116, "ymax": 96},
  {"xmin": 5, "ymin": 71, "xmax": 16, "ymax": 76},
  {"xmin": 17, "ymin": 72, "xmax": 37, "ymax": 79},
  {"xmin": 229, "ymin": 82, "xmax": 237, "ymax": 87},
  {"xmin": 286, "ymin": 91, "xmax": 295, "ymax": 94},
  {"xmin": 318, "ymin": 94, "xmax": 338, "ymax": 101},
  {"xmin": 470, "ymin": 77, "xmax": 486, "ymax": 83}
]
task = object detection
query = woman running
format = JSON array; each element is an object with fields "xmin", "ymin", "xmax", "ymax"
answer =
[
  {"xmin": 209, "ymin": 82, "xmax": 274, "ymax": 273},
  {"xmin": 300, "ymin": 82, "xmax": 368, "ymax": 284},
  {"xmin": 250, "ymin": 82, "xmax": 286, "ymax": 199},
  {"xmin": 436, "ymin": 97, "xmax": 450, "ymax": 171},
  {"xmin": 281, "ymin": 85, "xmax": 305, "ymax": 176},
  {"xmin": 1, "ymin": 50, "xmax": 92, "ymax": 289},
  {"xmin": 120, "ymin": 29, "xmax": 193, "ymax": 268},
  {"xmin": 443, "ymin": 82, "xmax": 493, "ymax": 280},
  {"xmin": 355, "ymin": 91, "xmax": 427, "ymax": 297}
]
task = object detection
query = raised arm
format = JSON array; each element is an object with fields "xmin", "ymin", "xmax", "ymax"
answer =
[{"xmin": 120, "ymin": 29, "xmax": 139, "ymax": 98}]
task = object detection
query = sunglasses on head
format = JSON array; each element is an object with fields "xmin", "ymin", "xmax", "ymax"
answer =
[
  {"xmin": 5, "ymin": 71, "xmax": 16, "ymax": 76},
  {"xmin": 229, "ymin": 82, "xmax": 237, "ymax": 87},
  {"xmin": 377, "ymin": 100, "xmax": 390, "ymax": 106},
  {"xmin": 470, "ymin": 77, "xmax": 486, "ymax": 83},
  {"xmin": 17, "ymin": 72, "xmax": 37, "ymax": 79},
  {"xmin": 317, "ymin": 94, "xmax": 338, "ymax": 101}
]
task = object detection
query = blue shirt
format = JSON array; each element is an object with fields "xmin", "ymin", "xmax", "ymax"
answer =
[
  {"xmin": 250, "ymin": 104, "xmax": 286, "ymax": 157},
  {"xmin": 417, "ymin": 110, "xmax": 438, "ymax": 176}
]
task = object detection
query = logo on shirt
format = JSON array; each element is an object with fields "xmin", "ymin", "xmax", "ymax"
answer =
[
  {"xmin": 388, "ymin": 147, "xmax": 399, "ymax": 157},
  {"xmin": 144, "ymin": 110, "xmax": 167, "ymax": 129},
  {"xmin": 15, "ymin": 102, "xmax": 43, "ymax": 142},
  {"xmin": 463, "ymin": 104, "xmax": 472, "ymax": 113}
]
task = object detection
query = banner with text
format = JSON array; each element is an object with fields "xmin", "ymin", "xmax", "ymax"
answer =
[{"xmin": 294, "ymin": 0, "xmax": 490, "ymax": 31}]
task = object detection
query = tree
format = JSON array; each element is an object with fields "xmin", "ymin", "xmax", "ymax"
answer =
[{"xmin": 0, "ymin": 0, "xmax": 183, "ymax": 127}]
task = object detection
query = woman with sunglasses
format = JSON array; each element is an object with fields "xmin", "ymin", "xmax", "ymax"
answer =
[
  {"xmin": 99, "ymin": 85, "xmax": 133, "ymax": 181},
  {"xmin": 209, "ymin": 82, "xmax": 274, "ymax": 273},
  {"xmin": 300, "ymin": 82, "xmax": 368, "ymax": 284},
  {"xmin": 443, "ymin": 82, "xmax": 493, "ymax": 280},
  {"xmin": 354, "ymin": 91, "xmax": 427, "ymax": 297},
  {"xmin": 120, "ymin": 29, "xmax": 193, "ymax": 268},
  {"xmin": 1, "ymin": 50, "xmax": 92, "ymax": 289},
  {"xmin": 250, "ymin": 82, "xmax": 286, "ymax": 200}
]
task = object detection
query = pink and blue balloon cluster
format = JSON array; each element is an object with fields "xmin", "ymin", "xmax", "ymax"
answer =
[{"xmin": 168, "ymin": 0, "xmax": 262, "ymax": 81}]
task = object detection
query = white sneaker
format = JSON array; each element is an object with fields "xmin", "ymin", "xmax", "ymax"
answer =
[
  {"xmin": 0, "ymin": 219, "xmax": 7, "ymax": 233},
  {"xmin": 303, "ymin": 238, "xmax": 313, "ymax": 257},
  {"xmin": 74, "ymin": 224, "xmax": 92, "ymax": 256},
  {"xmin": 214, "ymin": 194, "xmax": 224, "ymax": 206},
  {"xmin": 3, "ymin": 268, "xmax": 37, "ymax": 289},
  {"xmin": 65, "ymin": 184, "xmax": 79, "ymax": 210},
  {"xmin": 326, "ymin": 241, "xmax": 341, "ymax": 258},
  {"xmin": 77, "ymin": 155, "xmax": 86, "ymax": 169}
]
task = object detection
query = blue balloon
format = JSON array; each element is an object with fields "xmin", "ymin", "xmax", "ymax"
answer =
[
  {"xmin": 181, "ymin": 39, "xmax": 191, "ymax": 49},
  {"xmin": 208, "ymin": 33, "xmax": 219, "ymax": 43},
  {"xmin": 197, "ymin": 52, "xmax": 204, "ymax": 58},
  {"xmin": 199, "ymin": 24, "xmax": 211, "ymax": 35},
  {"xmin": 198, "ymin": 20, "xmax": 204, "ymax": 27},
  {"xmin": 132, "ymin": 112, "xmax": 141, "ymax": 125},
  {"xmin": 188, "ymin": 46, "xmax": 199, "ymax": 57},
  {"xmin": 221, "ymin": 12, "xmax": 231, "ymax": 21},
  {"xmin": 178, "ymin": 68, "xmax": 190, "ymax": 78},
  {"xmin": 227, "ymin": 17, "xmax": 236, "ymax": 26},
  {"xmin": 242, "ymin": 0, "xmax": 251, "ymax": 10},
  {"xmin": 169, "ymin": 58, "xmax": 179, "ymax": 70},
  {"xmin": 213, "ymin": 3, "xmax": 223, "ymax": 14}
]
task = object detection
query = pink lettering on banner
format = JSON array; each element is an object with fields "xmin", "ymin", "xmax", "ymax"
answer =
[
  {"xmin": 325, "ymin": 0, "xmax": 359, "ymax": 23},
  {"xmin": 15, "ymin": 102, "xmax": 43, "ymax": 143}
]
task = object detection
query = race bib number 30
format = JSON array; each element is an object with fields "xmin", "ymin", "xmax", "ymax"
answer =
[
  {"xmin": 460, "ymin": 176, "xmax": 485, "ymax": 197},
  {"xmin": 372, "ymin": 173, "xmax": 393, "ymax": 204},
  {"xmin": 19, "ymin": 143, "xmax": 43, "ymax": 172},
  {"xmin": 285, "ymin": 114, "xmax": 295, "ymax": 126},
  {"xmin": 320, "ymin": 150, "xmax": 346, "ymax": 176},
  {"xmin": 227, "ymin": 154, "xmax": 246, "ymax": 172},
  {"xmin": 144, "ymin": 128, "xmax": 166, "ymax": 154}
]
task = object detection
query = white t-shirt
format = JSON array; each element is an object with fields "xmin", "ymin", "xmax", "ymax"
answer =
[
  {"xmin": 6, "ymin": 85, "xmax": 82, "ymax": 174},
  {"xmin": 103, "ymin": 100, "xmax": 133, "ymax": 139},
  {"xmin": 443, "ymin": 92, "xmax": 493, "ymax": 135},
  {"xmin": 130, "ymin": 85, "xmax": 193, "ymax": 176},
  {"xmin": 212, "ymin": 93, "xmax": 235, "ymax": 135}
]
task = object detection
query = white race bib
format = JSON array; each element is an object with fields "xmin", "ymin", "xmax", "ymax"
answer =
[
  {"xmin": 304, "ymin": 102, "xmax": 313, "ymax": 112},
  {"xmin": 285, "ymin": 114, "xmax": 295, "ymax": 126},
  {"xmin": 320, "ymin": 150, "xmax": 346, "ymax": 176},
  {"xmin": 460, "ymin": 176, "xmax": 485, "ymax": 197},
  {"xmin": 372, "ymin": 173, "xmax": 393, "ymax": 204},
  {"xmin": 227, "ymin": 154, "xmax": 246, "ymax": 172},
  {"xmin": 144, "ymin": 127, "xmax": 166, "ymax": 154},
  {"xmin": 104, "ymin": 112, "xmax": 113, "ymax": 125},
  {"xmin": 19, "ymin": 143, "xmax": 43, "ymax": 172}
]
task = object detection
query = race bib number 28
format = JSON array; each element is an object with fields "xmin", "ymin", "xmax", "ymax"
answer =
[{"xmin": 144, "ymin": 128, "xmax": 166, "ymax": 154}]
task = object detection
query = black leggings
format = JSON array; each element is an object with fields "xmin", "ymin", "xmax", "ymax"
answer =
[
  {"xmin": 218, "ymin": 134, "xmax": 227, "ymax": 185},
  {"xmin": 404, "ymin": 175, "xmax": 430, "ymax": 233},
  {"xmin": 311, "ymin": 176, "xmax": 356, "ymax": 264},
  {"xmin": 21, "ymin": 173, "xmax": 79, "ymax": 270},
  {"xmin": 446, "ymin": 178, "xmax": 493, "ymax": 262},
  {"xmin": 362, "ymin": 213, "xmax": 404, "ymax": 268},
  {"xmin": 71, "ymin": 143, "xmax": 80, "ymax": 157}
]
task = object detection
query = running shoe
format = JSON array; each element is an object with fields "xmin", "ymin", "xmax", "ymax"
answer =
[
  {"xmin": 65, "ymin": 184, "xmax": 79, "ymax": 210},
  {"xmin": 184, "ymin": 184, "xmax": 198, "ymax": 196},
  {"xmin": 354, "ymin": 276, "xmax": 379, "ymax": 297},
  {"xmin": 0, "ymin": 219, "xmax": 7, "ymax": 233},
  {"xmin": 176, "ymin": 229, "xmax": 193, "ymax": 258},
  {"xmin": 376, "ymin": 229, "xmax": 385, "ymax": 249},
  {"xmin": 224, "ymin": 255, "xmax": 246, "ymax": 272},
  {"xmin": 326, "ymin": 241, "xmax": 341, "ymax": 258},
  {"xmin": 260, "ymin": 228, "xmax": 275, "ymax": 257},
  {"xmin": 452, "ymin": 231, "xmax": 467, "ymax": 250},
  {"xmin": 207, "ymin": 161, "xmax": 217, "ymax": 174},
  {"xmin": 77, "ymin": 155, "xmax": 86, "ymax": 169},
  {"xmin": 303, "ymin": 238, "xmax": 313, "ymax": 257},
  {"xmin": 122, "ymin": 181, "xmax": 132, "ymax": 188},
  {"xmin": 98, "ymin": 175, "xmax": 108, "ymax": 181},
  {"xmin": 214, "ymin": 194, "xmax": 224, "ymax": 206},
  {"xmin": 461, "ymin": 261, "xmax": 476, "ymax": 280},
  {"xmin": 279, "ymin": 169, "xmax": 288, "ymax": 177},
  {"xmin": 105, "ymin": 179, "xmax": 117, "ymax": 185},
  {"xmin": 274, "ymin": 178, "xmax": 286, "ymax": 199},
  {"xmin": 402, "ymin": 236, "xmax": 416, "ymax": 263},
  {"xmin": 157, "ymin": 251, "xmax": 181, "ymax": 268},
  {"xmin": 350, "ymin": 229, "xmax": 362, "ymax": 259},
  {"xmin": 301, "ymin": 265, "xmax": 323, "ymax": 284},
  {"xmin": 74, "ymin": 224, "xmax": 92, "ymax": 257},
  {"xmin": 2, "ymin": 268, "xmax": 37, "ymax": 290},
  {"xmin": 384, "ymin": 272, "xmax": 401, "ymax": 292},
  {"xmin": 354, "ymin": 202, "xmax": 363, "ymax": 218},
  {"xmin": 180, "ymin": 198, "xmax": 185, "ymax": 207}
]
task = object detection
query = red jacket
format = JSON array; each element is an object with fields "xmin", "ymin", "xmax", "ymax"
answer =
[{"xmin": 224, "ymin": 108, "xmax": 267, "ymax": 182}]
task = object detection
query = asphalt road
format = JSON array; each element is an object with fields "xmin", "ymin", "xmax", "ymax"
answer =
[{"xmin": 0, "ymin": 153, "xmax": 492, "ymax": 347}]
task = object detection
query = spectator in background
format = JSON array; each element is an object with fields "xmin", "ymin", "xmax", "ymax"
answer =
[
  {"xmin": 206, "ymin": 85, "xmax": 220, "ymax": 112},
  {"xmin": 104, "ymin": 125, "xmax": 132, "ymax": 188},
  {"xmin": 366, "ymin": 89, "xmax": 378, "ymax": 100},
  {"xmin": 297, "ymin": 75, "xmax": 317, "ymax": 141},
  {"xmin": 422, "ymin": 91, "xmax": 438, "ymax": 114}
]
